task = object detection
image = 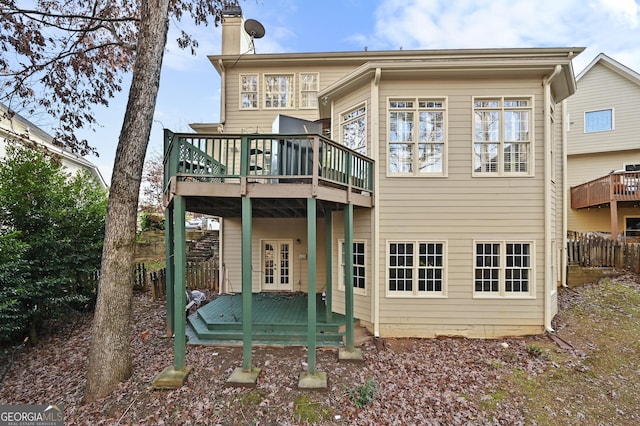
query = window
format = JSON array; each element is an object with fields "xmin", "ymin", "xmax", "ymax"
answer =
[
  {"xmin": 300, "ymin": 73, "xmax": 319, "ymax": 109},
  {"xmin": 240, "ymin": 74, "xmax": 258, "ymax": 109},
  {"xmin": 388, "ymin": 241, "xmax": 446, "ymax": 296},
  {"xmin": 474, "ymin": 242, "xmax": 533, "ymax": 297},
  {"xmin": 473, "ymin": 97, "xmax": 532, "ymax": 175},
  {"xmin": 339, "ymin": 240, "xmax": 366, "ymax": 293},
  {"xmin": 388, "ymin": 98, "xmax": 446, "ymax": 175},
  {"xmin": 625, "ymin": 217, "xmax": 640, "ymax": 238},
  {"xmin": 584, "ymin": 109, "xmax": 613, "ymax": 133},
  {"xmin": 264, "ymin": 74, "xmax": 294, "ymax": 109},
  {"xmin": 341, "ymin": 105, "xmax": 366, "ymax": 154}
]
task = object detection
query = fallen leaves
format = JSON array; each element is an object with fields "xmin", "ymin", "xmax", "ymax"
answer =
[{"xmin": 0, "ymin": 274, "xmax": 638, "ymax": 424}]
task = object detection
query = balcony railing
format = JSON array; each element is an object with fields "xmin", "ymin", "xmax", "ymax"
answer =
[
  {"xmin": 570, "ymin": 171, "xmax": 640, "ymax": 209},
  {"xmin": 163, "ymin": 130, "xmax": 374, "ymax": 197}
]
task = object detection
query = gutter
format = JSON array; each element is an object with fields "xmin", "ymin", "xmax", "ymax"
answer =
[
  {"xmin": 561, "ymin": 98, "xmax": 569, "ymax": 288},
  {"xmin": 218, "ymin": 59, "xmax": 226, "ymax": 125},
  {"xmin": 372, "ymin": 67, "xmax": 381, "ymax": 338},
  {"xmin": 543, "ymin": 64, "xmax": 562, "ymax": 333}
]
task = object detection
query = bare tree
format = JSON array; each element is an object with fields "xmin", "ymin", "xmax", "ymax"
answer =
[
  {"xmin": 140, "ymin": 149, "xmax": 164, "ymax": 214},
  {"xmin": 0, "ymin": 0, "xmax": 237, "ymax": 401}
]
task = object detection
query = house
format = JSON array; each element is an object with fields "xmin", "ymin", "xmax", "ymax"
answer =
[
  {"xmin": 0, "ymin": 102, "xmax": 107, "ymax": 188},
  {"xmin": 567, "ymin": 54, "xmax": 640, "ymax": 240},
  {"xmin": 156, "ymin": 7, "xmax": 584, "ymax": 387}
]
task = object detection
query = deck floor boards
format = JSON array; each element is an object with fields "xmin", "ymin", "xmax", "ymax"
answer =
[{"xmin": 186, "ymin": 293, "xmax": 348, "ymax": 346}]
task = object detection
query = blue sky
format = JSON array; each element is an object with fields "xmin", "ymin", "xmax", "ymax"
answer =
[{"xmin": 80, "ymin": 0, "xmax": 640, "ymax": 184}]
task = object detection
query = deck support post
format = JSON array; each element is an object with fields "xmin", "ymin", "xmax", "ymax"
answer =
[
  {"xmin": 339, "ymin": 202, "xmax": 363, "ymax": 362},
  {"xmin": 610, "ymin": 200, "xmax": 618, "ymax": 240},
  {"xmin": 227, "ymin": 196, "xmax": 261, "ymax": 387},
  {"xmin": 151, "ymin": 196, "xmax": 192, "ymax": 390},
  {"xmin": 343, "ymin": 203, "xmax": 355, "ymax": 351},
  {"xmin": 164, "ymin": 202, "xmax": 175, "ymax": 337},
  {"xmin": 324, "ymin": 208, "xmax": 333, "ymax": 322},
  {"xmin": 241, "ymin": 196, "xmax": 254, "ymax": 371},
  {"xmin": 307, "ymin": 197, "xmax": 317, "ymax": 373},
  {"xmin": 299, "ymin": 197, "xmax": 327, "ymax": 389},
  {"xmin": 173, "ymin": 195, "xmax": 187, "ymax": 370}
]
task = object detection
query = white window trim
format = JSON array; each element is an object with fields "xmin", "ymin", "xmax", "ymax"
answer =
[
  {"xmin": 239, "ymin": 73, "xmax": 259, "ymax": 110},
  {"xmin": 263, "ymin": 73, "xmax": 295, "ymax": 109},
  {"xmin": 584, "ymin": 108, "xmax": 614, "ymax": 133},
  {"xmin": 386, "ymin": 97, "xmax": 448, "ymax": 178},
  {"xmin": 472, "ymin": 240, "xmax": 536, "ymax": 299},
  {"xmin": 385, "ymin": 240, "xmax": 448, "ymax": 298},
  {"xmin": 339, "ymin": 102, "xmax": 368, "ymax": 155},
  {"xmin": 299, "ymin": 72, "xmax": 319, "ymax": 110},
  {"xmin": 471, "ymin": 96, "xmax": 535, "ymax": 177},
  {"xmin": 337, "ymin": 239, "xmax": 367, "ymax": 296}
]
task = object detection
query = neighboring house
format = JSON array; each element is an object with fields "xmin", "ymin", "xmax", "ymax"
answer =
[
  {"xmin": 567, "ymin": 54, "xmax": 640, "ymax": 240},
  {"xmin": 159, "ymin": 8, "xmax": 583, "ymax": 384},
  {"xmin": 0, "ymin": 102, "xmax": 107, "ymax": 188}
]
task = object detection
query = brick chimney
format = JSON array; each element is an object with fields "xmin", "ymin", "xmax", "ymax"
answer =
[{"xmin": 221, "ymin": 6, "xmax": 252, "ymax": 55}]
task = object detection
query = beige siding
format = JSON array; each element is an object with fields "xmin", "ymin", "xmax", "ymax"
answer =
[
  {"xmin": 567, "ymin": 63, "xmax": 640, "ymax": 155},
  {"xmin": 222, "ymin": 218, "xmax": 326, "ymax": 293},
  {"xmin": 374, "ymin": 77, "xmax": 546, "ymax": 336}
]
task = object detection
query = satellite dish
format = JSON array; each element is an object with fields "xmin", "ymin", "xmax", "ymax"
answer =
[{"xmin": 244, "ymin": 19, "xmax": 265, "ymax": 39}]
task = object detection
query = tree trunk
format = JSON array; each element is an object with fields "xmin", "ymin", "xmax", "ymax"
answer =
[{"xmin": 83, "ymin": 0, "xmax": 170, "ymax": 402}]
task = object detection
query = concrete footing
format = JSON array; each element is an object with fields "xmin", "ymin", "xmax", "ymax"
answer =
[
  {"xmin": 226, "ymin": 367, "xmax": 261, "ymax": 387},
  {"xmin": 151, "ymin": 366, "xmax": 193, "ymax": 389},
  {"xmin": 338, "ymin": 347, "xmax": 364, "ymax": 362},
  {"xmin": 298, "ymin": 371, "xmax": 327, "ymax": 389}
]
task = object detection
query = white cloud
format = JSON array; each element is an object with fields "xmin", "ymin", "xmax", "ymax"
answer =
[
  {"xmin": 597, "ymin": 0, "xmax": 640, "ymax": 28},
  {"xmin": 369, "ymin": 0, "xmax": 640, "ymax": 73}
]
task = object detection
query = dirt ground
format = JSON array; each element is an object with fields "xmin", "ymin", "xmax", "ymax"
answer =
[{"xmin": 1, "ymin": 274, "xmax": 639, "ymax": 425}]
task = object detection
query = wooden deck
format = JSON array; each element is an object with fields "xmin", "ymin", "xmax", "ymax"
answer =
[
  {"xmin": 163, "ymin": 131, "xmax": 375, "ymax": 218},
  {"xmin": 571, "ymin": 171, "xmax": 640, "ymax": 209},
  {"xmin": 186, "ymin": 293, "xmax": 348, "ymax": 346}
]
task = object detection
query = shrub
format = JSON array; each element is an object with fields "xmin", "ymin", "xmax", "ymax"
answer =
[{"xmin": 0, "ymin": 145, "xmax": 107, "ymax": 345}]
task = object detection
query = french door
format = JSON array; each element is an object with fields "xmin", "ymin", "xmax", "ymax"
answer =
[{"xmin": 261, "ymin": 240, "xmax": 292, "ymax": 291}]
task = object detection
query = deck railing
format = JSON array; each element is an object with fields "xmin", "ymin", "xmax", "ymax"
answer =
[
  {"xmin": 163, "ymin": 130, "xmax": 374, "ymax": 195},
  {"xmin": 570, "ymin": 171, "xmax": 640, "ymax": 209}
]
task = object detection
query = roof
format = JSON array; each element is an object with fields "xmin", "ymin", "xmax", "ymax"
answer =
[
  {"xmin": 209, "ymin": 46, "xmax": 584, "ymax": 112},
  {"xmin": 0, "ymin": 102, "xmax": 108, "ymax": 188},
  {"xmin": 576, "ymin": 53, "xmax": 640, "ymax": 86}
]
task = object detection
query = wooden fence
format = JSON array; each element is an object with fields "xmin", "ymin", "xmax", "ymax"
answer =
[
  {"xmin": 567, "ymin": 233, "xmax": 640, "ymax": 274},
  {"xmin": 84, "ymin": 263, "xmax": 149, "ymax": 292},
  {"xmin": 149, "ymin": 261, "xmax": 219, "ymax": 301},
  {"xmin": 83, "ymin": 262, "xmax": 218, "ymax": 301}
]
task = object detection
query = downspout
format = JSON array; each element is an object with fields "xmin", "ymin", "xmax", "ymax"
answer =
[
  {"xmin": 543, "ymin": 64, "xmax": 561, "ymax": 333},
  {"xmin": 561, "ymin": 99, "xmax": 568, "ymax": 287},
  {"xmin": 218, "ymin": 59, "xmax": 226, "ymax": 125},
  {"xmin": 372, "ymin": 68, "xmax": 381, "ymax": 337}
]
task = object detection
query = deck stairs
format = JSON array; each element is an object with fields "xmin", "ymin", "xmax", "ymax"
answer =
[{"xmin": 186, "ymin": 230, "xmax": 218, "ymax": 262}]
